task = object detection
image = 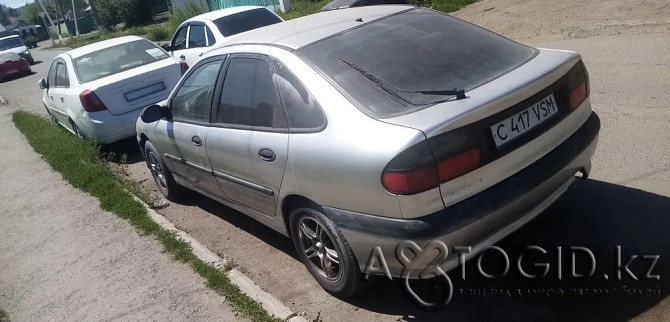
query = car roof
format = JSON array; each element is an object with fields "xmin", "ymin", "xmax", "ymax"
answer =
[
  {"xmin": 0, "ymin": 35, "xmax": 20, "ymax": 40},
  {"xmin": 185, "ymin": 6, "xmax": 268, "ymax": 23},
  {"xmin": 66, "ymin": 35, "xmax": 147, "ymax": 58},
  {"xmin": 209, "ymin": 6, "xmax": 414, "ymax": 51}
]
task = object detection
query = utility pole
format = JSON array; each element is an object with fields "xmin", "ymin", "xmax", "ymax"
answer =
[
  {"xmin": 36, "ymin": 0, "xmax": 63, "ymax": 44},
  {"xmin": 87, "ymin": 0, "xmax": 104, "ymax": 32},
  {"xmin": 71, "ymin": 0, "xmax": 79, "ymax": 36}
]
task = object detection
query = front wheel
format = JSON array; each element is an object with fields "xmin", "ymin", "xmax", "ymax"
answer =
[
  {"xmin": 289, "ymin": 207, "xmax": 363, "ymax": 297},
  {"xmin": 144, "ymin": 140, "xmax": 183, "ymax": 201}
]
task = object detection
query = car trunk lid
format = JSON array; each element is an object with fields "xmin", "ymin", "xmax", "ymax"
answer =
[
  {"xmin": 85, "ymin": 59, "xmax": 180, "ymax": 116},
  {"xmin": 383, "ymin": 49, "xmax": 588, "ymax": 207}
]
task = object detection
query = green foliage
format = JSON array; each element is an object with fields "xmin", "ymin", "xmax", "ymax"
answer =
[
  {"xmin": 97, "ymin": 0, "xmax": 155, "ymax": 30},
  {"xmin": 147, "ymin": 25, "xmax": 171, "ymax": 41},
  {"xmin": 166, "ymin": 2, "xmax": 208, "ymax": 36},
  {"xmin": 277, "ymin": 0, "xmax": 479, "ymax": 20},
  {"xmin": 12, "ymin": 111, "xmax": 281, "ymax": 322},
  {"xmin": 406, "ymin": 0, "xmax": 432, "ymax": 8},
  {"xmin": 21, "ymin": 3, "xmax": 41, "ymax": 25},
  {"xmin": 432, "ymin": 0, "xmax": 478, "ymax": 12},
  {"xmin": 276, "ymin": 0, "xmax": 331, "ymax": 20},
  {"xmin": 0, "ymin": 308, "xmax": 8, "ymax": 322},
  {"xmin": 118, "ymin": 0, "xmax": 154, "ymax": 27}
]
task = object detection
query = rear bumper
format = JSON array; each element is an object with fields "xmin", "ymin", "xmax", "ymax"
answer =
[
  {"xmin": 75, "ymin": 108, "xmax": 142, "ymax": 144},
  {"xmin": 324, "ymin": 112, "xmax": 600, "ymax": 277}
]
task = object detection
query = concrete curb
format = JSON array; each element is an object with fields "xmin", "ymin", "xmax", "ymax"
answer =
[{"xmin": 132, "ymin": 196, "xmax": 306, "ymax": 322}]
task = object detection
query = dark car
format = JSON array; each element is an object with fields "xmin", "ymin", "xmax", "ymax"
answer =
[{"xmin": 320, "ymin": 0, "xmax": 407, "ymax": 11}]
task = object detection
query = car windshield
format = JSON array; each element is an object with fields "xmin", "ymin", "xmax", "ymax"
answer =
[
  {"xmin": 72, "ymin": 39, "xmax": 170, "ymax": 84},
  {"xmin": 212, "ymin": 8, "xmax": 282, "ymax": 37},
  {"xmin": 0, "ymin": 36, "xmax": 24, "ymax": 50},
  {"xmin": 0, "ymin": 52, "xmax": 21, "ymax": 62},
  {"xmin": 298, "ymin": 8, "xmax": 537, "ymax": 118}
]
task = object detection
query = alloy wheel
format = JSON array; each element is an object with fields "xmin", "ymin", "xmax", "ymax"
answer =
[
  {"xmin": 147, "ymin": 151, "xmax": 168, "ymax": 191},
  {"xmin": 296, "ymin": 216, "xmax": 342, "ymax": 280}
]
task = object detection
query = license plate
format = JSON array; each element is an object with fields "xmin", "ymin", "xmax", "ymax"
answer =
[
  {"xmin": 490, "ymin": 94, "xmax": 559, "ymax": 148},
  {"xmin": 7, "ymin": 69, "xmax": 18, "ymax": 74},
  {"xmin": 124, "ymin": 82, "xmax": 166, "ymax": 102}
]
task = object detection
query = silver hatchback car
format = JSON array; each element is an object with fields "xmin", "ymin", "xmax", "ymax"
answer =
[{"xmin": 137, "ymin": 6, "xmax": 599, "ymax": 297}]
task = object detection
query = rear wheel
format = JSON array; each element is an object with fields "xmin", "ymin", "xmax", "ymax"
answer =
[
  {"xmin": 289, "ymin": 206, "xmax": 363, "ymax": 297},
  {"xmin": 144, "ymin": 140, "xmax": 183, "ymax": 201},
  {"xmin": 69, "ymin": 119, "xmax": 84, "ymax": 138}
]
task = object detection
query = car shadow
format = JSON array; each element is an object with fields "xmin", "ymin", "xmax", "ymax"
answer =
[
  {"xmin": 100, "ymin": 137, "xmax": 144, "ymax": 164},
  {"xmin": 30, "ymin": 60, "xmax": 43, "ymax": 66},
  {"xmin": 178, "ymin": 178, "xmax": 668, "ymax": 320},
  {"xmin": 0, "ymin": 71, "xmax": 36, "ymax": 83},
  {"xmin": 340, "ymin": 179, "xmax": 670, "ymax": 320},
  {"xmin": 178, "ymin": 189, "xmax": 300, "ymax": 261}
]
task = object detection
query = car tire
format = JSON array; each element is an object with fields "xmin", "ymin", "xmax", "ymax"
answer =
[
  {"xmin": 69, "ymin": 119, "xmax": 85, "ymax": 139},
  {"xmin": 144, "ymin": 140, "xmax": 183, "ymax": 201},
  {"xmin": 289, "ymin": 206, "xmax": 363, "ymax": 297}
]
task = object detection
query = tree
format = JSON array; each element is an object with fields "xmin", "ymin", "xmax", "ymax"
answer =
[
  {"xmin": 96, "ymin": 0, "xmax": 153, "ymax": 30},
  {"xmin": 21, "ymin": 3, "xmax": 41, "ymax": 25}
]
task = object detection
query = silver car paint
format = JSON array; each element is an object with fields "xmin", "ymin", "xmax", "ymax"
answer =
[{"xmin": 137, "ymin": 15, "xmax": 597, "ymax": 277}]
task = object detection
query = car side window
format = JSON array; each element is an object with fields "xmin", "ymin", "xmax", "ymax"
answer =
[
  {"xmin": 171, "ymin": 60, "xmax": 223, "ymax": 123},
  {"xmin": 172, "ymin": 26, "xmax": 188, "ymax": 50},
  {"xmin": 47, "ymin": 61, "xmax": 58, "ymax": 87},
  {"xmin": 206, "ymin": 27, "xmax": 216, "ymax": 46},
  {"xmin": 273, "ymin": 61, "xmax": 326, "ymax": 129},
  {"xmin": 55, "ymin": 62, "xmax": 69, "ymax": 87},
  {"xmin": 189, "ymin": 25, "xmax": 206, "ymax": 48},
  {"xmin": 218, "ymin": 57, "xmax": 284, "ymax": 128}
]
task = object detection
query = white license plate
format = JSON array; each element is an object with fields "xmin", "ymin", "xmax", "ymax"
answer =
[
  {"xmin": 490, "ymin": 94, "xmax": 559, "ymax": 148},
  {"xmin": 7, "ymin": 69, "xmax": 18, "ymax": 74}
]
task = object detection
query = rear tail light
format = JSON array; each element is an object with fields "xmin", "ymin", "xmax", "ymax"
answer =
[
  {"xmin": 179, "ymin": 61, "xmax": 189, "ymax": 75},
  {"xmin": 567, "ymin": 61, "xmax": 590, "ymax": 111},
  {"xmin": 382, "ymin": 140, "xmax": 482, "ymax": 195},
  {"xmin": 79, "ymin": 90, "xmax": 107, "ymax": 112}
]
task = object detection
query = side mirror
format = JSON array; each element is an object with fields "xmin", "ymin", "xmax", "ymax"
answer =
[
  {"xmin": 140, "ymin": 104, "xmax": 167, "ymax": 123},
  {"xmin": 161, "ymin": 43, "xmax": 172, "ymax": 52},
  {"xmin": 38, "ymin": 78, "xmax": 48, "ymax": 89}
]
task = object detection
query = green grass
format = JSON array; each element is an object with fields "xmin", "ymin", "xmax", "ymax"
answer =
[
  {"xmin": 0, "ymin": 309, "xmax": 8, "ymax": 322},
  {"xmin": 277, "ymin": 0, "xmax": 478, "ymax": 20},
  {"xmin": 12, "ymin": 111, "xmax": 280, "ymax": 322}
]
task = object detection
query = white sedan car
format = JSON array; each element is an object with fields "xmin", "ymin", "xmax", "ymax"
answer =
[
  {"xmin": 40, "ymin": 36, "xmax": 183, "ymax": 144},
  {"xmin": 162, "ymin": 6, "xmax": 283, "ymax": 67}
]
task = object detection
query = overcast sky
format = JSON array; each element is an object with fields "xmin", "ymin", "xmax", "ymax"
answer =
[{"xmin": 1, "ymin": 0, "xmax": 31, "ymax": 9}]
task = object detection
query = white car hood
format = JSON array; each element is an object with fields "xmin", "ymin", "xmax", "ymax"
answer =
[{"xmin": 1, "ymin": 46, "xmax": 28, "ymax": 55}]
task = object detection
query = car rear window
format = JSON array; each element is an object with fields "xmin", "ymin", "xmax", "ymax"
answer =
[
  {"xmin": 298, "ymin": 8, "xmax": 537, "ymax": 118},
  {"xmin": 72, "ymin": 39, "xmax": 170, "ymax": 84},
  {"xmin": 213, "ymin": 8, "xmax": 282, "ymax": 37}
]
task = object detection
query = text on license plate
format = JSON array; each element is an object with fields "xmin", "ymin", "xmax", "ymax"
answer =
[{"xmin": 490, "ymin": 94, "xmax": 559, "ymax": 148}]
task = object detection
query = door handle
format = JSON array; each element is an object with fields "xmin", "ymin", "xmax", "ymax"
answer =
[
  {"xmin": 180, "ymin": 54, "xmax": 186, "ymax": 61},
  {"xmin": 191, "ymin": 135, "xmax": 202, "ymax": 146},
  {"xmin": 258, "ymin": 148, "xmax": 276, "ymax": 162},
  {"xmin": 49, "ymin": 95, "xmax": 53, "ymax": 100},
  {"xmin": 59, "ymin": 95, "xmax": 64, "ymax": 101}
]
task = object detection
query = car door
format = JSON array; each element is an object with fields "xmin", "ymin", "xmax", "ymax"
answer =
[
  {"xmin": 169, "ymin": 25, "xmax": 188, "ymax": 62},
  {"xmin": 169, "ymin": 22, "xmax": 210, "ymax": 67},
  {"xmin": 206, "ymin": 55, "xmax": 289, "ymax": 216},
  {"xmin": 153, "ymin": 58, "xmax": 224, "ymax": 196},
  {"xmin": 45, "ymin": 59, "xmax": 69, "ymax": 125}
]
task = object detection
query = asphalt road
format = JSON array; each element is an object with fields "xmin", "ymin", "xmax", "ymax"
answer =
[
  {"xmin": 0, "ymin": 108, "xmax": 243, "ymax": 320},
  {"xmin": 1, "ymin": 1, "xmax": 668, "ymax": 319}
]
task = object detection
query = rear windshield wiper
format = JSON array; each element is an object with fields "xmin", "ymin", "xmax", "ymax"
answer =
[
  {"xmin": 334, "ymin": 56, "xmax": 408, "ymax": 105},
  {"xmin": 334, "ymin": 57, "xmax": 468, "ymax": 104},
  {"xmin": 404, "ymin": 88, "xmax": 467, "ymax": 100}
]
